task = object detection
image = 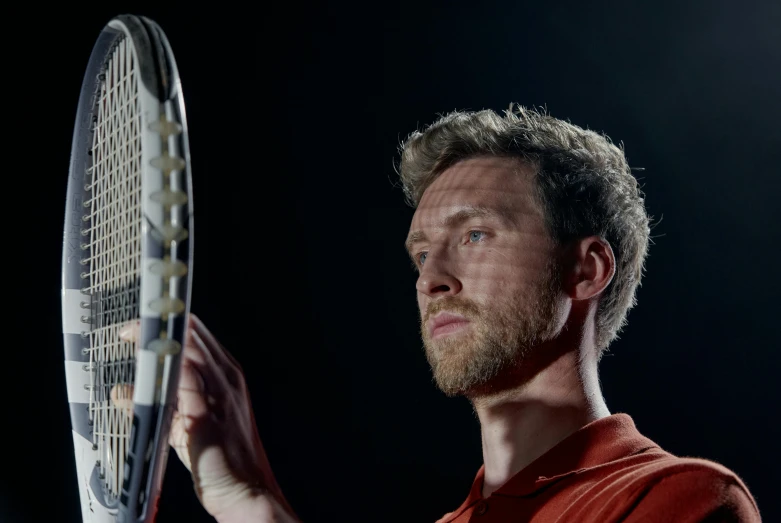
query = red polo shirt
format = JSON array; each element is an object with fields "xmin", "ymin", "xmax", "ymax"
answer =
[{"xmin": 436, "ymin": 414, "xmax": 761, "ymax": 522}]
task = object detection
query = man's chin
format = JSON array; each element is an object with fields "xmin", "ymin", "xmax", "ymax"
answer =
[
  {"xmin": 426, "ymin": 345, "xmax": 494, "ymax": 397},
  {"xmin": 425, "ymin": 340, "xmax": 538, "ymax": 399},
  {"xmin": 432, "ymin": 372, "xmax": 496, "ymax": 398},
  {"xmin": 433, "ymin": 368, "xmax": 518, "ymax": 399}
]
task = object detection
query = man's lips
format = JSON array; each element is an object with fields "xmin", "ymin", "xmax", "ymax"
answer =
[{"xmin": 429, "ymin": 312, "xmax": 470, "ymax": 338}]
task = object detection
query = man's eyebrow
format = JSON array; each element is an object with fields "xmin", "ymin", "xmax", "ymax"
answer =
[
  {"xmin": 404, "ymin": 230, "xmax": 428, "ymax": 257},
  {"xmin": 404, "ymin": 205, "xmax": 513, "ymax": 255}
]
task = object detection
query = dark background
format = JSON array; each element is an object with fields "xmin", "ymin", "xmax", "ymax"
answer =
[{"xmin": 6, "ymin": 0, "xmax": 779, "ymax": 521}]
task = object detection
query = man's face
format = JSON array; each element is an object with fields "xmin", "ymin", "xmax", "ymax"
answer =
[{"xmin": 406, "ymin": 156, "xmax": 563, "ymax": 397}]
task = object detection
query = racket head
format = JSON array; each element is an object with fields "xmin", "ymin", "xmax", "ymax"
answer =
[{"xmin": 61, "ymin": 14, "xmax": 193, "ymax": 523}]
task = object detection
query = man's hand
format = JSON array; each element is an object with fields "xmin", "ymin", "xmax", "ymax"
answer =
[{"xmin": 115, "ymin": 314, "xmax": 300, "ymax": 522}]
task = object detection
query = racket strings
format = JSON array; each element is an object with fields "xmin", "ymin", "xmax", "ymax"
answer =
[{"xmin": 83, "ymin": 35, "xmax": 142, "ymax": 501}]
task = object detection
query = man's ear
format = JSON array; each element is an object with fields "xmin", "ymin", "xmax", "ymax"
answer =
[{"xmin": 562, "ymin": 236, "xmax": 616, "ymax": 301}]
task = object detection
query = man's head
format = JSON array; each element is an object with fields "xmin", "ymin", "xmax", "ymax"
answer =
[{"xmin": 399, "ymin": 105, "xmax": 651, "ymax": 397}]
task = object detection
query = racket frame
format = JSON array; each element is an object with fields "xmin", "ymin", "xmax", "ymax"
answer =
[{"xmin": 62, "ymin": 14, "xmax": 193, "ymax": 523}]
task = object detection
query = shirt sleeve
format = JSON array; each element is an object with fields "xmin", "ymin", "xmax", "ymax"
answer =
[{"xmin": 620, "ymin": 467, "xmax": 762, "ymax": 522}]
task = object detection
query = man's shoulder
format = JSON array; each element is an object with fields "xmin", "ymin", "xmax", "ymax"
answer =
[
  {"xmin": 621, "ymin": 452, "xmax": 747, "ymax": 481},
  {"xmin": 601, "ymin": 452, "xmax": 761, "ymax": 521}
]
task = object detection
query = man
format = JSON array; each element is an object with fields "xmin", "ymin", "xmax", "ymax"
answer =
[{"xmin": 127, "ymin": 105, "xmax": 761, "ymax": 521}]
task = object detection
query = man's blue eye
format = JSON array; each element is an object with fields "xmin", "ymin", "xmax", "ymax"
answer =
[
  {"xmin": 469, "ymin": 231, "xmax": 485, "ymax": 242},
  {"xmin": 419, "ymin": 252, "xmax": 428, "ymax": 265}
]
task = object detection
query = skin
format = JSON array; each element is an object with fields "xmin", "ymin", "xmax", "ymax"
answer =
[
  {"xmin": 113, "ymin": 154, "xmax": 618, "ymax": 519},
  {"xmin": 406, "ymin": 156, "xmax": 614, "ymax": 497}
]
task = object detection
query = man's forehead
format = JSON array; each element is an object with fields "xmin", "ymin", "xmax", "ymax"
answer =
[
  {"xmin": 410, "ymin": 159, "xmax": 538, "ymax": 229},
  {"xmin": 411, "ymin": 196, "xmax": 519, "ymax": 229}
]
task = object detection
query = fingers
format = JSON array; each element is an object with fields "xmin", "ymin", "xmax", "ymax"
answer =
[
  {"xmin": 110, "ymin": 383, "xmax": 134, "ymax": 418},
  {"xmin": 169, "ymin": 408, "xmax": 192, "ymax": 472},
  {"xmin": 118, "ymin": 314, "xmax": 239, "ymax": 389},
  {"xmin": 189, "ymin": 314, "xmax": 244, "ymax": 389},
  {"xmin": 190, "ymin": 314, "xmax": 241, "ymax": 370},
  {"xmin": 115, "ymin": 313, "xmax": 228, "ymax": 415},
  {"xmin": 184, "ymin": 329, "xmax": 234, "ymax": 415},
  {"xmin": 114, "ymin": 321, "xmax": 139, "ymax": 419},
  {"xmin": 113, "ymin": 315, "xmax": 229, "ymax": 478},
  {"xmin": 118, "ymin": 320, "xmax": 141, "ymax": 343},
  {"xmin": 170, "ymin": 330, "xmax": 227, "ymax": 473},
  {"xmin": 178, "ymin": 354, "xmax": 212, "ymax": 423},
  {"xmin": 114, "ymin": 313, "xmax": 238, "ymax": 425}
]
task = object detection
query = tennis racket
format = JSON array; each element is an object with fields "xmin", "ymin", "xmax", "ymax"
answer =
[{"xmin": 61, "ymin": 14, "xmax": 193, "ymax": 523}]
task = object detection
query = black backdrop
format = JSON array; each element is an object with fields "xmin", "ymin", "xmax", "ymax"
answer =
[{"xmin": 7, "ymin": 1, "xmax": 779, "ymax": 521}]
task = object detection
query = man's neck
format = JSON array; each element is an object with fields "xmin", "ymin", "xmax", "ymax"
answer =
[{"xmin": 471, "ymin": 350, "xmax": 610, "ymax": 498}]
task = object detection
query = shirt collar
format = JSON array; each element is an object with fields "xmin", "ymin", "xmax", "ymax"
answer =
[{"xmin": 450, "ymin": 413, "xmax": 660, "ymax": 516}]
